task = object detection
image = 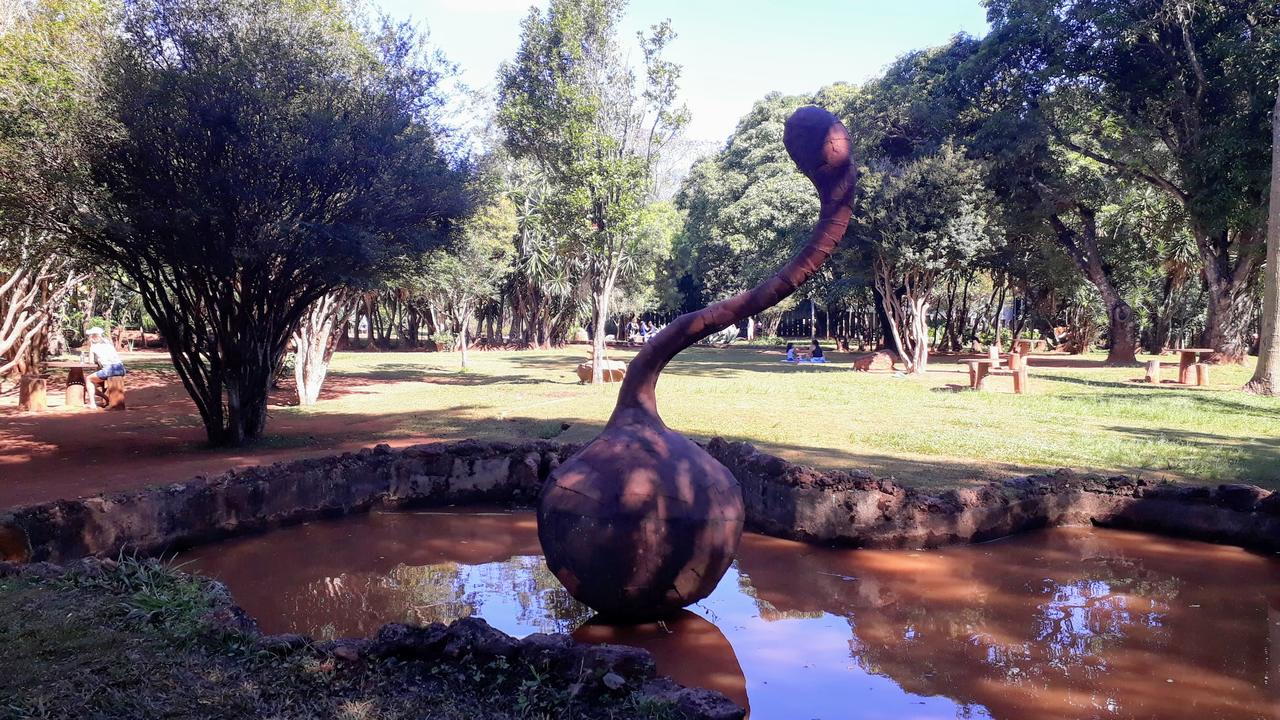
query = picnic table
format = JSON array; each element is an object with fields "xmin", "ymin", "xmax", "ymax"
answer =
[
  {"xmin": 44, "ymin": 360, "xmax": 99, "ymax": 408},
  {"xmin": 964, "ymin": 357, "xmax": 1031, "ymax": 394},
  {"xmin": 1176, "ymin": 348, "xmax": 1214, "ymax": 385}
]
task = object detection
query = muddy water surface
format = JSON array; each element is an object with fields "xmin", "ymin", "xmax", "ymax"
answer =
[{"xmin": 178, "ymin": 510, "xmax": 1280, "ymax": 720}]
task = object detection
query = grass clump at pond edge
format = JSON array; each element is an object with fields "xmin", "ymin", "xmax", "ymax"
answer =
[{"xmin": 0, "ymin": 558, "xmax": 682, "ymax": 720}]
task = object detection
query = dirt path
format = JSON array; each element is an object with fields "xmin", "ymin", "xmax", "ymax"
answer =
[{"xmin": 0, "ymin": 352, "xmax": 433, "ymax": 509}]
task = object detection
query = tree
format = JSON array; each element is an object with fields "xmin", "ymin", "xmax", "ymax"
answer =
[
  {"xmin": 958, "ymin": 31, "xmax": 1143, "ymax": 363},
  {"xmin": 674, "ymin": 93, "xmax": 822, "ymax": 327},
  {"xmin": 418, "ymin": 187, "xmax": 517, "ymax": 369},
  {"xmin": 853, "ymin": 146, "xmax": 995, "ymax": 373},
  {"xmin": 0, "ymin": 0, "xmax": 108, "ymax": 380},
  {"xmin": 608, "ymin": 200, "xmax": 680, "ymax": 329},
  {"xmin": 1246, "ymin": 81, "xmax": 1280, "ymax": 395},
  {"xmin": 501, "ymin": 161, "xmax": 587, "ymax": 349},
  {"xmin": 498, "ymin": 0, "xmax": 687, "ymax": 383},
  {"xmin": 983, "ymin": 0, "xmax": 1280, "ymax": 362},
  {"xmin": 78, "ymin": 0, "xmax": 468, "ymax": 445}
]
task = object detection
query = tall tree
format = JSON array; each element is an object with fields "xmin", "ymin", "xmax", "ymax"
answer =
[
  {"xmin": 419, "ymin": 186, "xmax": 517, "ymax": 369},
  {"xmin": 78, "ymin": 0, "xmax": 468, "ymax": 445},
  {"xmin": 1246, "ymin": 82, "xmax": 1280, "ymax": 395},
  {"xmin": 498, "ymin": 0, "xmax": 687, "ymax": 383},
  {"xmin": 852, "ymin": 146, "xmax": 995, "ymax": 373},
  {"xmin": 956, "ymin": 31, "xmax": 1144, "ymax": 363},
  {"xmin": 0, "ymin": 0, "xmax": 108, "ymax": 379},
  {"xmin": 674, "ymin": 92, "xmax": 823, "ymax": 319},
  {"xmin": 983, "ymin": 0, "xmax": 1280, "ymax": 362}
]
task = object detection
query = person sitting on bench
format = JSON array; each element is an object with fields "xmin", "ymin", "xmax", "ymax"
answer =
[
  {"xmin": 85, "ymin": 327, "xmax": 126, "ymax": 410},
  {"xmin": 808, "ymin": 339, "xmax": 827, "ymax": 363}
]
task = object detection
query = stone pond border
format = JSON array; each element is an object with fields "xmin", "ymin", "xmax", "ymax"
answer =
[
  {"xmin": 3, "ymin": 437, "xmax": 1278, "ymax": 563},
  {"xmin": 2, "ymin": 437, "xmax": 1278, "ymax": 720}
]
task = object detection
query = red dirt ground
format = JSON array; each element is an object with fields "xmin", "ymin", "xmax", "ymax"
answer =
[{"xmin": 0, "ymin": 352, "xmax": 435, "ymax": 509}]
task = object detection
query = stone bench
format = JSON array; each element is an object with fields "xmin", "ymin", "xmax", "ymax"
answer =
[{"xmin": 965, "ymin": 358, "xmax": 1030, "ymax": 394}]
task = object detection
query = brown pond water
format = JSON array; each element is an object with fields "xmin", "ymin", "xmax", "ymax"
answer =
[{"xmin": 178, "ymin": 510, "xmax": 1280, "ymax": 720}]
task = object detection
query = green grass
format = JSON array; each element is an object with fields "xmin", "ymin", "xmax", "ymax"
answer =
[
  {"xmin": 0, "ymin": 560, "xmax": 680, "ymax": 720},
  {"xmin": 285, "ymin": 345, "xmax": 1280, "ymax": 490}
]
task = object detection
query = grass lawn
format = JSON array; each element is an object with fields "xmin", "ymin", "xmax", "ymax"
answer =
[
  {"xmin": 288, "ymin": 344, "xmax": 1280, "ymax": 490},
  {"xmin": 0, "ymin": 561, "xmax": 678, "ymax": 720}
]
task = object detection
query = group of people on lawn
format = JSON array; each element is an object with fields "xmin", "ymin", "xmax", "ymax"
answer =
[
  {"xmin": 783, "ymin": 339, "xmax": 827, "ymax": 363},
  {"xmin": 624, "ymin": 320, "xmax": 661, "ymax": 344}
]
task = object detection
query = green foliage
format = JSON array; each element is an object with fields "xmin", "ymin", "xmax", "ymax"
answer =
[
  {"xmin": 0, "ymin": 0, "xmax": 112, "ymax": 234},
  {"xmin": 74, "ymin": 0, "xmax": 469, "ymax": 444},
  {"xmin": 674, "ymin": 92, "xmax": 820, "ymax": 303},
  {"xmin": 851, "ymin": 145, "xmax": 994, "ymax": 279},
  {"xmin": 498, "ymin": 0, "xmax": 688, "ymax": 374}
]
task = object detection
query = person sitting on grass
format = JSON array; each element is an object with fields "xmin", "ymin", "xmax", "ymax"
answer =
[
  {"xmin": 85, "ymin": 327, "xmax": 126, "ymax": 409},
  {"xmin": 809, "ymin": 339, "xmax": 827, "ymax": 363},
  {"xmin": 783, "ymin": 342, "xmax": 797, "ymax": 362}
]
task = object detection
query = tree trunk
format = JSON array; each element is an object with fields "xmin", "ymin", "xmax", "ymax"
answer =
[
  {"xmin": 1246, "ymin": 83, "xmax": 1280, "ymax": 394},
  {"xmin": 871, "ymin": 286, "xmax": 901, "ymax": 356},
  {"xmin": 909, "ymin": 297, "xmax": 930, "ymax": 373},
  {"xmin": 293, "ymin": 291, "xmax": 353, "ymax": 405},
  {"xmin": 459, "ymin": 306, "xmax": 472, "ymax": 369},
  {"xmin": 1202, "ymin": 275, "xmax": 1253, "ymax": 363},
  {"xmin": 589, "ymin": 271, "xmax": 618, "ymax": 385},
  {"xmin": 1048, "ymin": 211, "xmax": 1138, "ymax": 364}
]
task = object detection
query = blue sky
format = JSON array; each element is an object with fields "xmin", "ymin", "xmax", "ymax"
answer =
[{"xmin": 374, "ymin": 0, "xmax": 989, "ymax": 147}]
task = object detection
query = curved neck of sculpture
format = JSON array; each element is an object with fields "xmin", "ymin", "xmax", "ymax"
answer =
[{"xmin": 610, "ymin": 151, "xmax": 857, "ymax": 427}]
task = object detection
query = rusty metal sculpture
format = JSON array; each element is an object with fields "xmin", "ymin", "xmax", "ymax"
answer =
[{"xmin": 537, "ymin": 106, "xmax": 858, "ymax": 620}]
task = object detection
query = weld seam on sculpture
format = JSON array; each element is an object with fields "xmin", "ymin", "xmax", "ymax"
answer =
[{"xmin": 537, "ymin": 106, "xmax": 859, "ymax": 621}]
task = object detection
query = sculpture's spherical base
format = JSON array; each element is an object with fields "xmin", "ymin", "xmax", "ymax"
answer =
[{"xmin": 537, "ymin": 421, "xmax": 745, "ymax": 621}]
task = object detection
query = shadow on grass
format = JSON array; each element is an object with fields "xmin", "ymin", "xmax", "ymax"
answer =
[
  {"xmin": 1038, "ymin": 374, "xmax": 1280, "ymax": 420},
  {"xmin": 1104, "ymin": 425, "xmax": 1280, "ymax": 485}
]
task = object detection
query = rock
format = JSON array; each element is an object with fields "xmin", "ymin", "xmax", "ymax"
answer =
[
  {"xmin": 70, "ymin": 557, "xmax": 109, "ymax": 578},
  {"xmin": 517, "ymin": 633, "xmax": 581, "ymax": 674},
  {"xmin": 201, "ymin": 605, "xmax": 260, "ymax": 637},
  {"xmin": 1216, "ymin": 484, "xmax": 1268, "ymax": 513},
  {"xmin": 261, "ymin": 633, "xmax": 311, "ymax": 654},
  {"xmin": 1258, "ymin": 493, "xmax": 1280, "ymax": 516},
  {"xmin": 369, "ymin": 622, "xmax": 449, "ymax": 660},
  {"xmin": 852, "ymin": 350, "xmax": 897, "ymax": 372},
  {"xmin": 576, "ymin": 359, "xmax": 627, "ymax": 384},
  {"xmin": 443, "ymin": 617, "xmax": 519, "ymax": 661},
  {"xmin": 320, "ymin": 639, "xmax": 368, "ymax": 662},
  {"xmin": 641, "ymin": 679, "xmax": 745, "ymax": 720},
  {"xmin": 601, "ymin": 672, "xmax": 626, "ymax": 690},
  {"xmin": 0, "ymin": 524, "xmax": 30, "ymax": 563},
  {"xmin": 580, "ymin": 643, "xmax": 656, "ymax": 682},
  {"xmin": 21, "ymin": 562, "xmax": 63, "ymax": 580}
]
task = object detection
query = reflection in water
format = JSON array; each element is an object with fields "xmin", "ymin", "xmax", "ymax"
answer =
[
  {"xmin": 574, "ymin": 610, "xmax": 749, "ymax": 712},
  {"xmin": 179, "ymin": 510, "xmax": 1280, "ymax": 720}
]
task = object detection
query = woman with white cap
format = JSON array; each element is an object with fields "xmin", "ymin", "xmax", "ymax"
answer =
[{"xmin": 85, "ymin": 327, "xmax": 126, "ymax": 410}]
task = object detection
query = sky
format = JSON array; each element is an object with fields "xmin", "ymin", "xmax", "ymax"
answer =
[{"xmin": 374, "ymin": 0, "xmax": 990, "ymax": 150}]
